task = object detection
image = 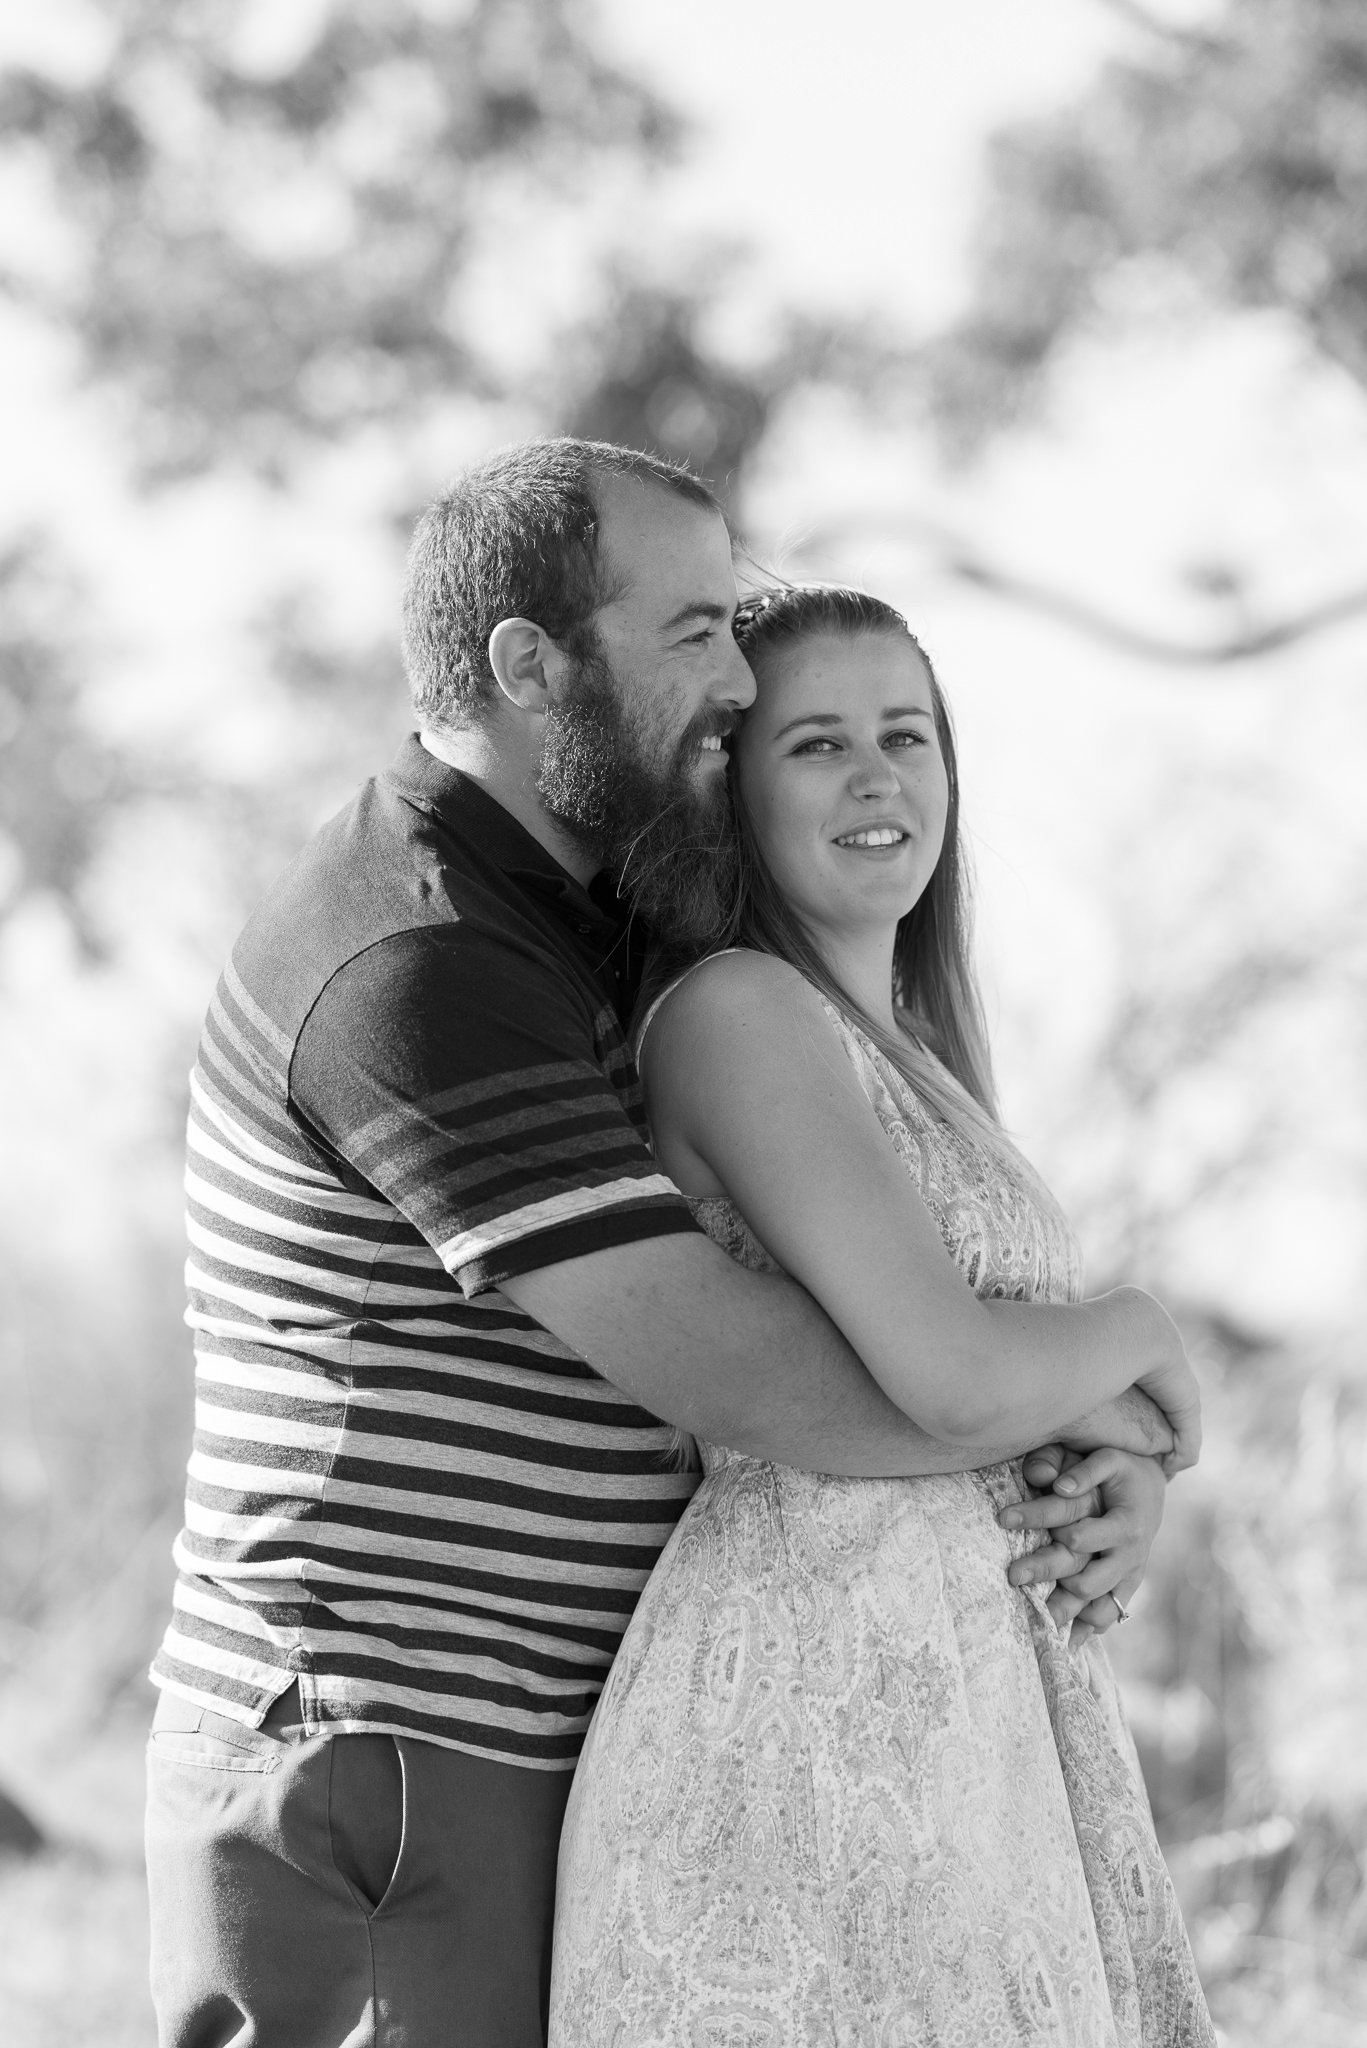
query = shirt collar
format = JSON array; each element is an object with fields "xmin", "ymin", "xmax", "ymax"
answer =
[{"xmin": 383, "ymin": 733, "xmax": 620, "ymax": 938}]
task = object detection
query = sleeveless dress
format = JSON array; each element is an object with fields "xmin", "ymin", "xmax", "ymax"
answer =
[{"xmin": 549, "ymin": 998, "xmax": 1213, "ymax": 2047}]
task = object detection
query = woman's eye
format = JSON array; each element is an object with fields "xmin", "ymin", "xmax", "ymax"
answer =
[
  {"xmin": 884, "ymin": 729, "xmax": 925, "ymax": 750},
  {"xmin": 792, "ymin": 737, "xmax": 840, "ymax": 756}
]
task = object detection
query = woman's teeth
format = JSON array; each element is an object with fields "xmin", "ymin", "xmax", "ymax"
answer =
[{"xmin": 835, "ymin": 828, "xmax": 906, "ymax": 847}]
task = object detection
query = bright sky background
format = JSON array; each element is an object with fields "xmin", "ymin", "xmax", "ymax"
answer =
[
  {"xmin": 1, "ymin": 0, "xmax": 1364, "ymax": 1337},
  {"xmin": 600, "ymin": 0, "xmax": 1118, "ymax": 327}
]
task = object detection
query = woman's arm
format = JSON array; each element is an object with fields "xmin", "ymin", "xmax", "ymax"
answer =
[{"xmin": 642, "ymin": 953, "xmax": 1199, "ymax": 1467}]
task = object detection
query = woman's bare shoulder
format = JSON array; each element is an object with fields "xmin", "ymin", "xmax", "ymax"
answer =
[
  {"xmin": 648, "ymin": 950, "xmax": 828, "ymax": 1046},
  {"xmin": 642, "ymin": 952, "xmax": 855, "ymax": 1114}
]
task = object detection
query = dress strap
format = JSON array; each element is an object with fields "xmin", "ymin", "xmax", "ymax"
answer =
[{"xmin": 633, "ymin": 949, "xmax": 744, "ymax": 1059}]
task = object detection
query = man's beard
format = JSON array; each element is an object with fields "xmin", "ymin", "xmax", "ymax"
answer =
[{"xmin": 537, "ymin": 646, "xmax": 740, "ymax": 948}]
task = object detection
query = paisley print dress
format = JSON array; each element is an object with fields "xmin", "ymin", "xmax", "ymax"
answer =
[{"xmin": 549, "ymin": 999, "xmax": 1213, "ymax": 2047}]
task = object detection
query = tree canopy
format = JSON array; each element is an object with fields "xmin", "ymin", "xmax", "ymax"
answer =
[
  {"xmin": 0, "ymin": 0, "xmax": 679, "ymax": 480},
  {"xmin": 925, "ymin": 0, "xmax": 1367, "ymax": 448}
]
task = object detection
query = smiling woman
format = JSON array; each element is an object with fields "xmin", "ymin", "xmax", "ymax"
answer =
[
  {"xmin": 726, "ymin": 583, "xmax": 1000, "ymax": 1140},
  {"xmin": 548, "ymin": 584, "xmax": 1214, "ymax": 2048},
  {"xmin": 736, "ymin": 621, "xmax": 948, "ymax": 990}
]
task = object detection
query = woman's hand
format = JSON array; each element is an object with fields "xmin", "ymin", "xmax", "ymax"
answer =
[{"xmin": 998, "ymin": 1444, "xmax": 1169, "ymax": 1642}]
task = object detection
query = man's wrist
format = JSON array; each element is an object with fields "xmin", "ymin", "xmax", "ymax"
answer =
[{"xmin": 1059, "ymin": 1386, "xmax": 1174, "ymax": 1459}]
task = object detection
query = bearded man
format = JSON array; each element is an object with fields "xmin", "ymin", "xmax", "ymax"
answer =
[{"xmin": 144, "ymin": 439, "xmax": 1171, "ymax": 2048}]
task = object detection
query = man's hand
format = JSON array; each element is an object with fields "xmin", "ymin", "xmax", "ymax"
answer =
[
  {"xmin": 1056, "ymin": 1385, "xmax": 1175, "ymax": 1464},
  {"xmin": 997, "ymin": 1444, "xmax": 1169, "ymax": 1643}
]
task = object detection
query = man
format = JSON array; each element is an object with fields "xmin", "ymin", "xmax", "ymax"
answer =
[{"xmin": 145, "ymin": 438, "xmax": 1174, "ymax": 2047}]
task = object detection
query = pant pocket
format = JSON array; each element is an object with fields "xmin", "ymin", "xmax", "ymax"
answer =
[
  {"xmin": 327, "ymin": 1733, "xmax": 404, "ymax": 1912},
  {"xmin": 149, "ymin": 1691, "xmax": 284, "ymax": 1773}
]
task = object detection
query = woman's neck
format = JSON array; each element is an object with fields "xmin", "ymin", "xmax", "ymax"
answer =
[{"xmin": 808, "ymin": 926, "xmax": 898, "ymax": 1034}]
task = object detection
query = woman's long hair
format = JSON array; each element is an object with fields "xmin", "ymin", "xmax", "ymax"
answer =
[{"xmin": 723, "ymin": 584, "xmax": 1001, "ymax": 1143}]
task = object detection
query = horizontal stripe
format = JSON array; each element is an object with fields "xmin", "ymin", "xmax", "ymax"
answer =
[
  {"xmin": 196, "ymin": 1362, "xmax": 671, "ymax": 1433},
  {"xmin": 346, "ymin": 1059, "xmax": 597, "ymax": 1158},
  {"xmin": 158, "ymin": 1620, "xmax": 293, "ymax": 1692},
  {"xmin": 189, "ymin": 1070, "xmax": 338, "ymax": 1185},
  {"xmin": 434, "ymin": 1174, "xmax": 680, "ymax": 1270}
]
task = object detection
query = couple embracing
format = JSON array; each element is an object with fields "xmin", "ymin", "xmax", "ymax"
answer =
[{"xmin": 145, "ymin": 439, "xmax": 1215, "ymax": 2046}]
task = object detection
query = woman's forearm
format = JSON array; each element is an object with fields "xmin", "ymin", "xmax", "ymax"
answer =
[
  {"xmin": 893, "ymin": 1287, "xmax": 1186, "ymax": 1452},
  {"xmin": 642, "ymin": 960, "xmax": 1200, "ymax": 1469}
]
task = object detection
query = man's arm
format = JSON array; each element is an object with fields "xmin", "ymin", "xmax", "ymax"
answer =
[
  {"xmin": 1056, "ymin": 1387, "xmax": 1175, "ymax": 1459},
  {"xmin": 501, "ymin": 1231, "xmax": 1173, "ymax": 1479},
  {"xmin": 291, "ymin": 928, "xmax": 1177, "ymax": 1481}
]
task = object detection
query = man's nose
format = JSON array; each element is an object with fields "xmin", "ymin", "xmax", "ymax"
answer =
[{"xmin": 718, "ymin": 637, "xmax": 757, "ymax": 710}]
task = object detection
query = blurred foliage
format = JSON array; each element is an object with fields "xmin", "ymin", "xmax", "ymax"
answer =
[
  {"xmin": 1111, "ymin": 1313, "xmax": 1367, "ymax": 2032},
  {"xmin": 0, "ymin": 538, "xmax": 137, "ymax": 950},
  {"xmin": 557, "ymin": 271, "xmax": 888, "ymax": 510},
  {"xmin": 0, "ymin": 0, "xmax": 680, "ymax": 481},
  {"xmin": 924, "ymin": 0, "xmax": 1367, "ymax": 450}
]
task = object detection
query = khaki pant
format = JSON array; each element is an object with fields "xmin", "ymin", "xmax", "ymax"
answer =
[{"xmin": 144, "ymin": 1686, "xmax": 572, "ymax": 2048}]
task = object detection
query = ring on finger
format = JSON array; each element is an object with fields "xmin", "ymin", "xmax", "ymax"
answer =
[{"xmin": 1111, "ymin": 1595, "xmax": 1130, "ymax": 1625}]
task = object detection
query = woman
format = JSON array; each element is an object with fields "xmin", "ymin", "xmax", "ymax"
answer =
[{"xmin": 549, "ymin": 587, "xmax": 1213, "ymax": 2045}]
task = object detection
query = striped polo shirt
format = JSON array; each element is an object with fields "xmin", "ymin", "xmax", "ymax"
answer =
[{"xmin": 150, "ymin": 736, "xmax": 702, "ymax": 1768}]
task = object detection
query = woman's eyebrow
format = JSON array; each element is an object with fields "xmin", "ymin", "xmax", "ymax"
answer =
[
  {"xmin": 771, "ymin": 705, "xmax": 932, "ymax": 741},
  {"xmin": 772, "ymin": 711, "xmax": 842, "ymax": 740}
]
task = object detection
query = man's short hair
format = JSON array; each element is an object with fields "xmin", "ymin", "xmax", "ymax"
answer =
[{"xmin": 401, "ymin": 438, "xmax": 724, "ymax": 727}]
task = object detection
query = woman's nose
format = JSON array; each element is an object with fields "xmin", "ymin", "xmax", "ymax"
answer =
[{"xmin": 849, "ymin": 746, "xmax": 900, "ymax": 798}]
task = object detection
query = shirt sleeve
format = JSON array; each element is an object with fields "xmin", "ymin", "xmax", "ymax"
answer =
[{"xmin": 290, "ymin": 923, "xmax": 699, "ymax": 1297}]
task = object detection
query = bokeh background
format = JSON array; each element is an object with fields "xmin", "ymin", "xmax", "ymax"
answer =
[{"xmin": 0, "ymin": 1, "xmax": 1364, "ymax": 2040}]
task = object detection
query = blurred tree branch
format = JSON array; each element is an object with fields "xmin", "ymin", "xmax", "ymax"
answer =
[
  {"xmin": 822, "ymin": 0, "xmax": 1367, "ymax": 667},
  {"xmin": 1095, "ymin": 0, "xmax": 1227, "ymax": 49},
  {"xmin": 798, "ymin": 514, "xmax": 1367, "ymax": 666}
]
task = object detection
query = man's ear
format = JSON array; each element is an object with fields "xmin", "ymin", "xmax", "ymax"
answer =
[{"xmin": 488, "ymin": 617, "xmax": 567, "ymax": 714}]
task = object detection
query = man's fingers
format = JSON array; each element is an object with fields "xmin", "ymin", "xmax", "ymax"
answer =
[
  {"xmin": 1021, "ymin": 1443, "xmax": 1068, "ymax": 1488},
  {"xmin": 1008, "ymin": 1542, "xmax": 1078, "ymax": 1587},
  {"xmin": 1047, "ymin": 1444, "xmax": 1126, "ymax": 1499},
  {"xmin": 1162, "ymin": 1410, "xmax": 1202, "ymax": 1476},
  {"xmin": 1058, "ymin": 1554, "xmax": 1129, "ymax": 1601},
  {"xmin": 1046, "ymin": 1587, "xmax": 1086, "ymax": 1630},
  {"xmin": 998, "ymin": 1490, "xmax": 1100, "ymax": 1534},
  {"xmin": 1050, "ymin": 1514, "xmax": 1112, "ymax": 1554}
]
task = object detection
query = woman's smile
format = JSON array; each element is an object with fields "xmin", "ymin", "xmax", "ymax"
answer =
[{"xmin": 832, "ymin": 822, "xmax": 912, "ymax": 851}]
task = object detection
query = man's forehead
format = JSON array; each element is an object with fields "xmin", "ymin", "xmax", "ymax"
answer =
[{"xmin": 592, "ymin": 472, "xmax": 735, "ymax": 619}]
